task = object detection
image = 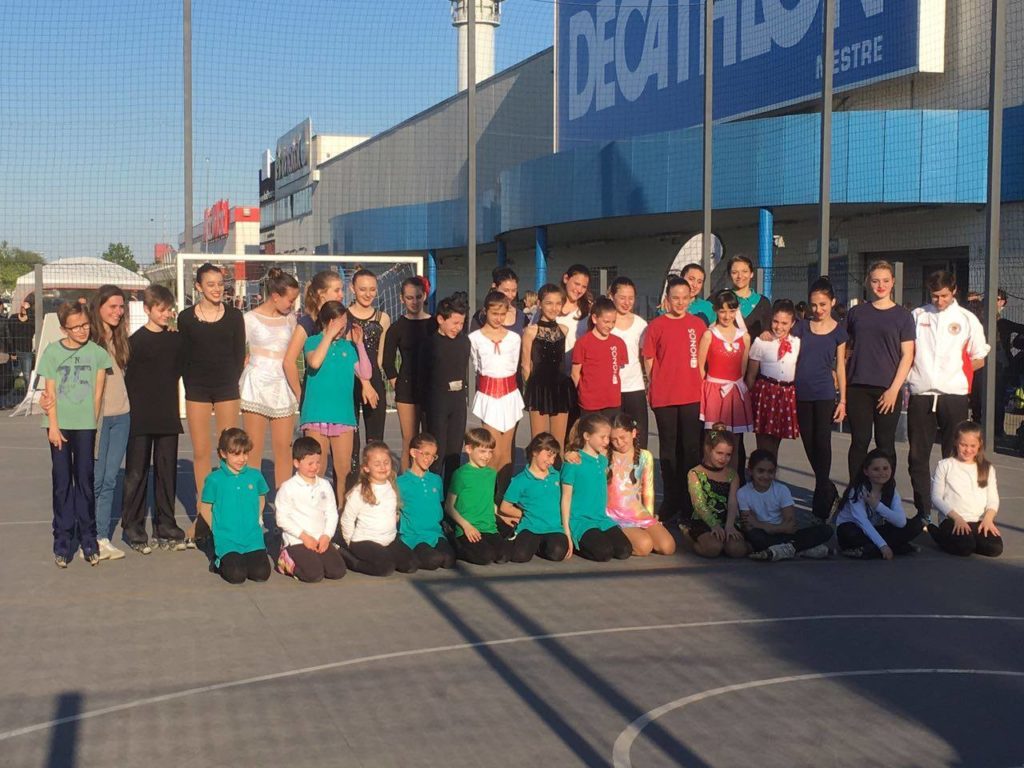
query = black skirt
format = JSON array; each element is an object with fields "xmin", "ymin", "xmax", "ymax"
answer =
[{"xmin": 524, "ymin": 369, "xmax": 576, "ymax": 415}]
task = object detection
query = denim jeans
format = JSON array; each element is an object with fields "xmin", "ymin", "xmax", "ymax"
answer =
[
  {"xmin": 94, "ymin": 412, "xmax": 131, "ymax": 540},
  {"xmin": 51, "ymin": 429, "xmax": 98, "ymax": 558}
]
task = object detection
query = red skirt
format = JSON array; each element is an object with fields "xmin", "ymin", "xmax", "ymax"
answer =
[
  {"xmin": 751, "ymin": 376, "xmax": 799, "ymax": 439},
  {"xmin": 700, "ymin": 378, "xmax": 753, "ymax": 432}
]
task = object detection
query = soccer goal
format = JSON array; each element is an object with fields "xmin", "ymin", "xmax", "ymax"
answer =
[{"xmin": 173, "ymin": 253, "xmax": 424, "ymax": 322}]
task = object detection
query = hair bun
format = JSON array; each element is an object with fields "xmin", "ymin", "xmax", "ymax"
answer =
[{"xmin": 266, "ymin": 267, "xmax": 282, "ymax": 279}]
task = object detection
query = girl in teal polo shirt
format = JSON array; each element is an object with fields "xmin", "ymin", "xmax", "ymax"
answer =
[
  {"xmin": 560, "ymin": 414, "xmax": 631, "ymax": 562},
  {"xmin": 397, "ymin": 433, "xmax": 456, "ymax": 570},
  {"xmin": 502, "ymin": 432, "xmax": 570, "ymax": 563},
  {"xmin": 301, "ymin": 301, "xmax": 372, "ymax": 506}
]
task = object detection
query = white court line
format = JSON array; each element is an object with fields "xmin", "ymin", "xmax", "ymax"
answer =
[
  {"xmin": 611, "ymin": 668, "xmax": 1024, "ymax": 768},
  {"xmin": 1, "ymin": 613, "xmax": 1023, "ymax": 743}
]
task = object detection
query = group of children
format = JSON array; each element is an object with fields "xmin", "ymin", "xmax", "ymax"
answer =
[{"xmin": 37, "ymin": 257, "xmax": 1005, "ymax": 577}]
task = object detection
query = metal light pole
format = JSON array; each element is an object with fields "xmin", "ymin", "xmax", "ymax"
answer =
[
  {"xmin": 818, "ymin": 0, "xmax": 835, "ymax": 277},
  {"xmin": 466, "ymin": 0, "xmax": 478, "ymax": 304},
  {"xmin": 701, "ymin": 0, "xmax": 713, "ymax": 295},
  {"xmin": 183, "ymin": 0, "xmax": 193, "ymax": 252}
]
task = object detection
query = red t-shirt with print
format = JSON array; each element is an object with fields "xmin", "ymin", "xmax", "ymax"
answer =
[
  {"xmin": 572, "ymin": 331, "xmax": 628, "ymax": 411},
  {"xmin": 642, "ymin": 313, "xmax": 706, "ymax": 407}
]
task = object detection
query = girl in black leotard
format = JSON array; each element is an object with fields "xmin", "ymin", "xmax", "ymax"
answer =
[
  {"xmin": 348, "ymin": 268, "xmax": 390, "ymax": 443},
  {"xmin": 383, "ymin": 276, "xmax": 433, "ymax": 470},
  {"xmin": 521, "ymin": 283, "xmax": 575, "ymax": 446}
]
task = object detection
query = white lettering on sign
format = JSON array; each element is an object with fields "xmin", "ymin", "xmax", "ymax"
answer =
[{"xmin": 569, "ymin": 0, "xmax": 885, "ymax": 121}]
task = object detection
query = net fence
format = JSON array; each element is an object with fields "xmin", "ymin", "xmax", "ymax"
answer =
[{"xmin": 0, "ymin": 0, "xmax": 1022, "ymax": 438}]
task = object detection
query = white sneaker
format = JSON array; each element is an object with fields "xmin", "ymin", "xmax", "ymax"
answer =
[
  {"xmin": 750, "ymin": 542, "xmax": 796, "ymax": 562},
  {"xmin": 798, "ymin": 543, "xmax": 830, "ymax": 560},
  {"xmin": 98, "ymin": 538, "xmax": 126, "ymax": 561}
]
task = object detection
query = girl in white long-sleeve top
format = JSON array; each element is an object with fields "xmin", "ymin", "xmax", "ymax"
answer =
[
  {"xmin": 928, "ymin": 421, "xmax": 1003, "ymax": 558},
  {"xmin": 274, "ymin": 437, "xmax": 347, "ymax": 583},
  {"xmin": 836, "ymin": 449, "xmax": 924, "ymax": 559},
  {"xmin": 339, "ymin": 442, "xmax": 417, "ymax": 577}
]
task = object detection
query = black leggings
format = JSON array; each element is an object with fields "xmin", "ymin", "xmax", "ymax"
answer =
[
  {"xmin": 836, "ymin": 516, "xmax": 924, "ymax": 558},
  {"xmin": 219, "ymin": 549, "xmax": 272, "ymax": 584},
  {"xmin": 744, "ymin": 524, "xmax": 832, "ymax": 553},
  {"xmin": 577, "ymin": 526, "xmax": 632, "ymax": 562},
  {"xmin": 454, "ymin": 532, "xmax": 511, "ymax": 565},
  {"xmin": 344, "ymin": 538, "xmax": 417, "ymax": 577},
  {"xmin": 652, "ymin": 403, "xmax": 702, "ymax": 521},
  {"xmin": 122, "ymin": 433, "xmax": 182, "ymax": 544},
  {"xmin": 511, "ymin": 531, "xmax": 570, "ymax": 563},
  {"xmin": 354, "ymin": 372, "xmax": 387, "ymax": 445},
  {"xmin": 426, "ymin": 391, "xmax": 468, "ymax": 494},
  {"xmin": 907, "ymin": 394, "xmax": 969, "ymax": 517},
  {"xmin": 929, "ymin": 519, "xmax": 1003, "ymax": 558},
  {"xmin": 846, "ymin": 384, "xmax": 902, "ymax": 481},
  {"xmin": 412, "ymin": 539, "xmax": 456, "ymax": 570},
  {"xmin": 284, "ymin": 544, "xmax": 347, "ymax": 582},
  {"xmin": 620, "ymin": 390, "xmax": 650, "ymax": 449},
  {"xmin": 796, "ymin": 400, "xmax": 838, "ymax": 519}
]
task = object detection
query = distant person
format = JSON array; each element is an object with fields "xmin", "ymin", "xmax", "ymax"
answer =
[
  {"xmin": 571, "ymin": 297, "xmax": 628, "ymax": 420},
  {"xmin": 199, "ymin": 428, "xmax": 272, "ymax": 584},
  {"xmin": 994, "ymin": 289, "xmax": 1024, "ymax": 435},
  {"xmin": 421, "ymin": 296, "xmax": 470, "ymax": 492},
  {"xmin": 120, "ymin": 285, "xmax": 188, "ymax": 554},
  {"xmin": 738, "ymin": 450, "xmax": 831, "ymax": 562},
  {"xmin": 521, "ymin": 289, "xmax": 538, "ymax": 324},
  {"xmin": 927, "ymin": 421, "xmax": 1003, "ymax": 558},
  {"xmin": 274, "ymin": 437, "xmax": 347, "ymax": 583},
  {"xmin": 609, "ymin": 277, "xmax": 649, "ymax": 447},
  {"xmin": 835, "ymin": 449, "xmax": 924, "ymax": 560},
  {"xmin": 39, "ymin": 302, "xmax": 111, "ymax": 568},
  {"xmin": 396, "ymin": 433, "xmax": 456, "ymax": 570},
  {"xmin": 4, "ymin": 300, "xmax": 35, "ymax": 406}
]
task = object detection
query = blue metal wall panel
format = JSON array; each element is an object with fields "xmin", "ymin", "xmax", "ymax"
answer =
[{"xmin": 882, "ymin": 111, "xmax": 923, "ymax": 202}]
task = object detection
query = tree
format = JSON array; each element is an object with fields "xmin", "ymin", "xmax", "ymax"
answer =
[
  {"xmin": 0, "ymin": 241, "xmax": 44, "ymax": 294},
  {"xmin": 101, "ymin": 242, "xmax": 139, "ymax": 273}
]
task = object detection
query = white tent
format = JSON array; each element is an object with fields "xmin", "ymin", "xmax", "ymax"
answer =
[{"xmin": 11, "ymin": 256, "xmax": 150, "ymax": 309}]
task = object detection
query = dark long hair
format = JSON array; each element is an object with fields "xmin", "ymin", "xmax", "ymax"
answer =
[
  {"xmin": 89, "ymin": 284, "xmax": 130, "ymax": 370},
  {"xmin": 842, "ymin": 448, "xmax": 896, "ymax": 508}
]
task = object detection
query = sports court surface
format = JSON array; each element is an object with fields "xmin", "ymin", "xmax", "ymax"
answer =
[{"xmin": 1, "ymin": 413, "xmax": 1023, "ymax": 768}]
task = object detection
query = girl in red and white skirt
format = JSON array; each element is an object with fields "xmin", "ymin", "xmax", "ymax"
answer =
[
  {"xmin": 745, "ymin": 299, "xmax": 801, "ymax": 458},
  {"xmin": 698, "ymin": 291, "xmax": 754, "ymax": 459}
]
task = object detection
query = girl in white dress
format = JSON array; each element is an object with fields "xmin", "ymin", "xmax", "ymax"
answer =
[
  {"xmin": 240, "ymin": 268, "xmax": 301, "ymax": 489},
  {"xmin": 469, "ymin": 291, "xmax": 525, "ymax": 478}
]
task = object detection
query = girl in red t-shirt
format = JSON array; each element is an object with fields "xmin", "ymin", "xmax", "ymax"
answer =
[{"xmin": 698, "ymin": 290, "xmax": 753, "ymax": 438}]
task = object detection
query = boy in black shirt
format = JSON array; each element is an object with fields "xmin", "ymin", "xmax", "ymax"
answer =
[
  {"xmin": 121, "ymin": 285, "xmax": 187, "ymax": 553},
  {"xmin": 422, "ymin": 297, "xmax": 470, "ymax": 493}
]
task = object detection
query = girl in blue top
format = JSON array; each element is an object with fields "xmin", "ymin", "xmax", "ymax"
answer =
[
  {"xmin": 501, "ymin": 432, "xmax": 570, "ymax": 563},
  {"xmin": 301, "ymin": 300, "xmax": 372, "ymax": 506},
  {"xmin": 397, "ymin": 433, "xmax": 456, "ymax": 570},
  {"xmin": 560, "ymin": 414, "xmax": 631, "ymax": 562}
]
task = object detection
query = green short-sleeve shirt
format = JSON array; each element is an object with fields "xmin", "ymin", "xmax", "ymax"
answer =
[
  {"xmin": 202, "ymin": 460, "xmax": 269, "ymax": 565},
  {"xmin": 449, "ymin": 462, "xmax": 498, "ymax": 537},
  {"xmin": 504, "ymin": 467, "xmax": 562, "ymax": 535},
  {"xmin": 560, "ymin": 451, "xmax": 616, "ymax": 546},
  {"xmin": 300, "ymin": 334, "xmax": 358, "ymax": 426},
  {"xmin": 397, "ymin": 470, "xmax": 445, "ymax": 549},
  {"xmin": 37, "ymin": 339, "xmax": 113, "ymax": 430}
]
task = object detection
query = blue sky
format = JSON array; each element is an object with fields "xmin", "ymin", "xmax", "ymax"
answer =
[{"xmin": 0, "ymin": 0, "xmax": 553, "ymax": 263}]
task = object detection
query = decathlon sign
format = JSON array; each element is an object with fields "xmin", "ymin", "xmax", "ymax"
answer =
[
  {"xmin": 275, "ymin": 118, "xmax": 312, "ymax": 195},
  {"xmin": 557, "ymin": 0, "xmax": 945, "ymax": 149}
]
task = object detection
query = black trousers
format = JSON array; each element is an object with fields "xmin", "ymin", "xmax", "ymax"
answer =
[
  {"xmin": 620, "ymin": 390, "xmax": 650, "ymax": 449},
  {"xmin": 907, "ymin": 394, "xmax": 969, "ymax": 517},
  {"xmin": 846, "ymin": 384, "xmax": 903, "ymax": 481},
  {"xmin": 652, "ymin": 403, "xmax": 702, "ymax": 521},
  {"xmin": 219, "ymin": 549, "xmax": 272, "ymax": 584},
  {"xmin": 577, "ymin": 526, "xmax": 632, "ymax": 562},
  {"xmin": 121, "ymin": 433, "xmax": 182, "ymax": 544},
  {"xmin": 836, "ymin": 516, "xmax": 924, "ymax": 558},
  {"xmin": 353, "ymin": 372, "xmax": 387, "ymax": 447},
  {"xmin": 929, "ymin": 519, "xmax": 1003, "ymax": 558},
  {"xmin": 412, "ymin": 539, "xmax": 456, "ymax": 570},
  {"xmin": 284, "ymin": 543, "xmax": 347, "ymax": 582},
  {"xmin": 744, "ymin": 524, "xmax": 832, "ymax": 553},
  {"xmin": 510, "ymin": 530, "xmax": 570, "ymax": 563},
  {"xmin": 344, "ymin": 538, "xmax": 417, "ymax": 577},
  {"xmin": 50, "ymin": 429, "xmax": 98, "ymax": 559},
  {"xmin": 797, "ymin": 400, "xmax": 838, "ymax": 519},
  {"xmin": 454, "ymin": 532, "xmax": 511, "ymax": 565},
  {"xmin": 426, "ymin": 390, "xmax": 468, "ymax": 494}
]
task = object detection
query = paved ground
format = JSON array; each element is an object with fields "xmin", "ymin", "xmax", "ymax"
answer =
[{"xmin": 1, "ymin": 410, "xmax": 1023, "ymax": 768}]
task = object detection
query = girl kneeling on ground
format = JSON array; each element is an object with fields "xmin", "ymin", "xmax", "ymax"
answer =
[{"xmin": 686, "ymin": 424, "xmax": 747, "ymax": 559}]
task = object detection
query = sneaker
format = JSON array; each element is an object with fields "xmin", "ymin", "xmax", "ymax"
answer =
[
  {"xmin": 85, "ymin": 552, "xmax": 101, "ymax": 567},
  {"xmin": 127, "ymin": 540, "xmax": 153, "ymax": 555},
  {"xmin": 841, "ymin": 547, "xmax": 864, "ymax": 559},
  {"xmin": 98, "ymin": 538, "xmax": 126, "ymax": 560},
  {"xmin": 54, "ymin": 555, "xmax": 68, "ymax": 569},
  {"xmin": 156, "ymin": 537, "xmax": 187, "ymax": 552},
  {"xmin": 184, "ymin": 538, "xmax": 197, "ymax": 549},
  {"xmin": 749, "ymin": 542, "xmax": 796, "ymax": 562},
  {"xmin": 799, "ymin": 543, "xmax": 830, "ymax": 560}
]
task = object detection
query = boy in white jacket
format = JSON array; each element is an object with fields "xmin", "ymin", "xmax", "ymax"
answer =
[{"xmin": 275, "ymin": 437, "xmax": 347, "ymax": 583}]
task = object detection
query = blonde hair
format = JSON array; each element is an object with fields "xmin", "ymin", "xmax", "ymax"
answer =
[{"xmin": 358, "ymin": 441, "xmax": 398, "ymax": 505}]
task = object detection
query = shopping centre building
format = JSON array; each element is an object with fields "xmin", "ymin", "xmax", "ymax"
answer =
[{"xmin": 260, "ymin": 0, "xmax": 1024, "ymax": 315}]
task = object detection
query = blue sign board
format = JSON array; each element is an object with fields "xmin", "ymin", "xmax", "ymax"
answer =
[{"xmin": 557, "ymin": 0, "xmax": 941, "ymax": 149}]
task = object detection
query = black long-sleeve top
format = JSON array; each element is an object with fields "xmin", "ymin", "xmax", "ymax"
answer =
[
  {"xmin": 5, "ymin": 314, "xmax": 35, "ymax": 355},
  {"xmin": 176, "ymin": 304, "xmax": 246, "ymax": 392},
  {"xmin": 420, "ymin": 331, "xmax": 470, "ymax": 407},
  {"xmin": 125, "ymin": 326, "xmax": 184, "ymax": 436},
  {"xmin": 382, "ymin": 315, "xmax": 434, "ymax": 381}
]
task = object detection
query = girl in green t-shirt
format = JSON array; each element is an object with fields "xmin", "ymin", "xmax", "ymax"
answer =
[
  {"xmin": 560, "ymin": 414, "xmax": 631, "ymax": 562},
  {"xmin": 39, "ymin": 303, "xmax": 111, "ymax": 568}
]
